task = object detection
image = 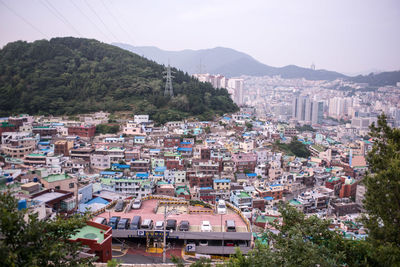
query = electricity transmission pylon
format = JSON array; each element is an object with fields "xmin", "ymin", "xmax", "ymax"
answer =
[{"xmin": 164, "ymin": 64, "xmax": 174, "ymax": 97}]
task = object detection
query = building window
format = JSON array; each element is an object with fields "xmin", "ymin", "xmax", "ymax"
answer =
[
  {"xmin": 69, "ymin": 183, "xmax": 74, "ymax": 188},
  {"xmin": 55, "ymin": 186, "xmax": 60, "ymax": 190}
]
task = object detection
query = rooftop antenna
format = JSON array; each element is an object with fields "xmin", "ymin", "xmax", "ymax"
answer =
[
  {"xmin": 311, "ymin": 62, "xmax": 316, "ymax": 71},
  {"xmin": 164, "ymin": 60, "xmax": 174, "ymax": 97}
]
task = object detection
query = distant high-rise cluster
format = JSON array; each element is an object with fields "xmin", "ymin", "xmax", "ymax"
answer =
[
  {"xmin": 328, "ymin": 97, "xmax": 353, "ymax": 119},
  {"xmin": 292, "ymin": 96, "xmax": 323, "ymax": 124},
  {"xmin": 193, "ymin": 73, "xmax": 244, "ymax": 106},
  {"xmin": 192, "ymin": 73, "xmax": 227, "ymax": 89}
]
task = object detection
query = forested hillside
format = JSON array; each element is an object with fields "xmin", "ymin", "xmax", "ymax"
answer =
[{"xmin": 0, "ymin": 37, "xmax": 238, "ymax": 123}]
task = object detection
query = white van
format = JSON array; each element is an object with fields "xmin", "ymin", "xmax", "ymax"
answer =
[{"xmin": 217, "ymin": 200, "xmax": 227, "ymax": 214}]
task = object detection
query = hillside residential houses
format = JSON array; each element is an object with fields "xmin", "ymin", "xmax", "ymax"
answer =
[{"xmin": 1, "ymin": 102, "xmax": 386, "ymax": 261}]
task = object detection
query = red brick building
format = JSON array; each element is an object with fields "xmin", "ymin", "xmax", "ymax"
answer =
[
  {"xmin": 339, "ymin": 177, "xmax": 358, "ymax": 198},
  {"xmin": 231, "ymin": 152, "xmax": 257, "ymax": 172},
  {"xmin": 187, "ymin": 171, "xmax": 213, "ymax": 188},
  {"xmin": 156, "ymin": 183, "xmax": 175, "ymax": 196},
  {"xmin": 0, "ymin": 122, "xmax": 17, "ymax": 139},
  {"xmin": 164, "ymin": 136, "xmax": 180, "ymax": 147},
  {"xmin": 200, "ymin": 148, "xmax": 211, "ymax": 160},
  {"xmin": 197, "ymin": 187, "xmax": 216, "ymax": 203},
  {"xmin": 68, "ymin": 125, "xmax": 96, "ymax": 138},
  {"xmin": 166, "ymin": 159, "xmax": 184, "ymax": 170}
]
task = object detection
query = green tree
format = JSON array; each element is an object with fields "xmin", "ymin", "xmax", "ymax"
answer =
[
  {"xmin": 0, "ymin": 191, "xmax": 95, "ymax": 267},
  {"xmin": 362, "ymin": 114, "xmax": 400, "ymax": 265},
  {"xmin": 288, "ymin": 138, "xmax": 310, "ymax": 158},
  {"xmin": 228, "ymin": 204, "xmax": 373, "ymax": 267},
  {"xmin": 245, "ymin": 122, "xmax": 253, "ymax": 130}
]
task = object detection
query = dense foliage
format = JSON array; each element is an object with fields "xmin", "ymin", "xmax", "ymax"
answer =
[
  {"xmin": 362, "ymin": 114, "xmax": 400, "ymax": 265},
  {"xmin": 274, "ymin": 138, "xmax": 311, "ymax": 158},
  {"xmin": 96, "ymin": 123, "xmax": 120, "ymax": 134},
  {"xmin": 227, "ymin": 204, "xmax": 374, "ymax": 267},
  {"xmin": 295, "ymin": 124, "xmax": 315, "ymax": 132},
  {"xmin": 0, "ymin": 37, "xmax": 238, "ymax": 123},
  {"xmin": 0, "ymin": 191, "xmax": 94, "ymax": 266}
]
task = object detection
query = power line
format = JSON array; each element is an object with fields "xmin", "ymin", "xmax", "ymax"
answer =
[
  {"xmin": 83, "ymin": 0, "xmax": 120, "ymax": 42},
  {"xmin": 0, "ymin": 0, "xmax": 49, "ymax": 38},
  {"xmin": 100, "ymin": 0, "xmax": 135, "ymax": 45},
  {"xmin": 69, "ymin": 0, "xmax": 109, "ymax": 41},
  {"xmin": 40, "ymin": 0, "xmax": 82, "ymax": 37}
]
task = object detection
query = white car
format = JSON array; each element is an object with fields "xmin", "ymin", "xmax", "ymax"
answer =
[
  {"xmin": 155, "ymin": 221, "xmax": 164, "ymax": 230},
  {"xmin": 217, "ymin": 200, "xmax": 227, "ymax": 214},
  {"xmin": 132, "ymin": 199, "xmax": 142, "ymax": 209},
  {"xmin": 201, "ymin": 221, "xmax": 212, "ymax": 232}
]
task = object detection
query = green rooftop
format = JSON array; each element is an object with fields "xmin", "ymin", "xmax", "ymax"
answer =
[
  {"xmin": 27, "ymin": 153, "xmax": 46, "ymax": 157},
  {"xmin": 256, "ymin": 215, "xmax": 278, "ymax": 224},
  {"xmin": 176, "ymin": 187, "xmax": 190, "ymax": 195},
  {"xmin": 290, "ymin": 199, "xmax": 302, "ymax": 206},
  {"xmin": 327, "ymin": 177, "xmax": 341, "ymax": 183},
  {"xmin": 0, "ymin": 122, "xmax": 15, "ymax": 128},
  {"xmin": 311, "ymin": 144, "xmax": 326, "ymax": 152},
  {"xmin": 69, "ymin": 225, "xmax": 105, "ymax": 244},
  {"xmin": 238, "ymin": 192, "xmax": 251, "ymax": 198},
  {"xmin": 43, "ymin": 173, "xmax": 72, "ymax": 183}
]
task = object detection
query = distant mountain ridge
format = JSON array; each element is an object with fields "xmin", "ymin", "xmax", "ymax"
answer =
[
  {"xmin": 113, "ymin": 43, "xmax": 347, "ymax": 80},
  {"xmin": 113, "ymin": 43, "xmax": 400, "ymax": 86}
]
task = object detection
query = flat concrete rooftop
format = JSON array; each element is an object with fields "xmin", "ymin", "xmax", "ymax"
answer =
[
  {"xmin": 97, "ymin": 199, "xmax": 249, "ymax": 232},
  {"xmin": 33, "ymin": 192, "xmax": 66, "ymax": 203}
]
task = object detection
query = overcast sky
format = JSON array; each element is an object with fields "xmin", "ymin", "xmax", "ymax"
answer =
[{"xmin": 1, "ymin": 0, "xmax": 399, "ymax": 74}]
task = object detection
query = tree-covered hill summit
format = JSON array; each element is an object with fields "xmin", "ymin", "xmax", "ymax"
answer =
[{"xmin": 0, "ymin": 37, "xmax": 238, "ymax": 123}]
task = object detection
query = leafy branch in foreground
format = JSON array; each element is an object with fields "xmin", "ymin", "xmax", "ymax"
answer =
[{"xmin": 0, "ymin": 191, "xmax": 95, "ymax": 267}]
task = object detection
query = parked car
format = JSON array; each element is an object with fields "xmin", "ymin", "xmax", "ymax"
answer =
[
  {"xmin": 131, "ymin": 198, "xmax": 142, "ymax": 209},
  {"xmin": 130, "ymin": 216, "xmax": 142, "ymax": 230},
  {"xmin": 199, "ymin": 240, "xmax": 208, "ymax": 246},
  {"xmin": 179, "ymin": 220, "xmax": 190, "ymax": 231},
  {"xmin": 115, "ymin": 199, "xmax": 124, "ymax": 212},
  {"xmin": 117, "ymin": 218, "xmax": 131, "ymax": 230},
  {"xmin": 225, "ymin": 241, "xmax": 235, "ymax": 247},
  {"xmin": 93, "ymin": 217, "xmax": 107, "ymax": 225},
  {"xmin": 108, "ymin": 216, "xmax": 121, "ymax": 229},
  {"xmin": 166, "ymin": 219, "xmax": 177, "ymax": 231},
  {"xmin": 154, "ymin": 221, "xmax": 164, "ymax": 230},
  {"xmin": 141, "ymin": 219, "xmax": 153, "ymax": 229},
  {"xmin": 217, "ymin": 200, "xmax": 227, "ymax": 214},
  {"xmin": 225, "ymin": 220, "xmax": 236, "ymax": 232},
  {"xmin": 201, "ymin": 221, "xmax": 212, "ymax": 232}
]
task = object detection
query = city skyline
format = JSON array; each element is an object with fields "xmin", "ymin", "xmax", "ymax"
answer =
[{"xmin": 1, "ymin": 0, "xmax": 399, "ymax": 75}]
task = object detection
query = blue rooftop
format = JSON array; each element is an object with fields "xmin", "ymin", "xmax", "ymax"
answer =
[
  {"xmin": 246, "ymin": 173, "xmax": 257, "ymax": 177},
  {"xmin": 200, "ymin": 187, "xmax": 213, "ymax": 190},
  {"xmin": 155, "ymin": 166, "xmax": 166, "ymax": 172},
  {"xmin": 223, "ymin": 117, "xmax": 231, "ymax": 120},
  {"xmin": 264, "ymin": 196, "xmax": 274, "ymax": 201},
  {"xmin": 38, "ymin": 141, "xmax": 50, "ymax": 145},
  {"xmin": 180, "ymin": 142, "xmax": 191, "ymax": 145},
  {"xmin": 112, "ymin": 164, "xmax": 130, "ymax": 169},
  {"xmin": 136, "ymin": 173, "xmax": 149, "ymax": 178},
  {"xmin": 214, "ymin": 179, "xmax": 231, "ymax": 183},
  {"xmin": 150, "ymin": 149, "xmax": 160, "ymax": 152},
  {"xmin": 86, "ymin": 197, "xmax": 110, "ymax": 205},
  {"xmin": 270, "ymin": 184, "xmax": 282, "ymax": 187},
  {"xmin": 135, "ymin": 136, "xmax": 145, "ymax": 139},
  {"xmin": 177, "ymin": 147, "xmax": 192, "ymax": 152}
]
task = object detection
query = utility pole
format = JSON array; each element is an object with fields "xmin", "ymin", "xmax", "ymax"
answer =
[{"xmin": 163, "ymin": 204, "xmax": 167, "ymax": 263}]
